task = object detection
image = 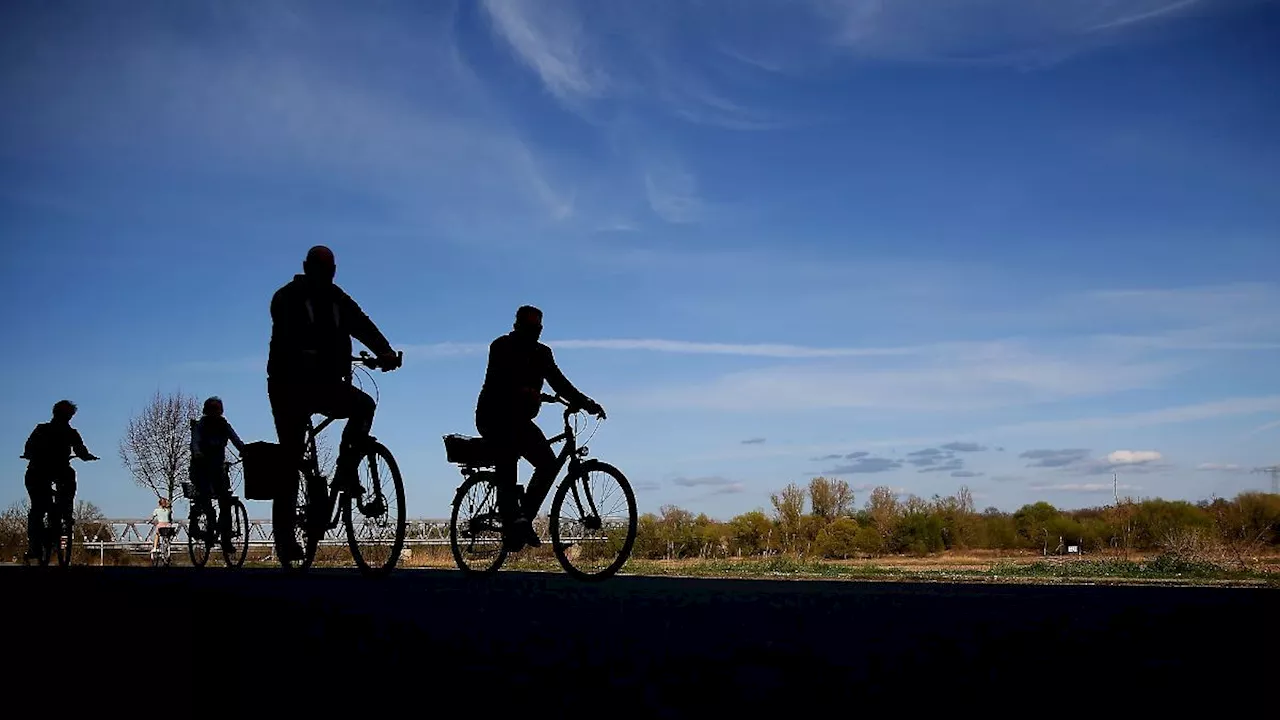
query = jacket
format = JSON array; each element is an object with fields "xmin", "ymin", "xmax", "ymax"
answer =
[
  {"xmin": 191, "ymin": 415, "xmax": 246, "ymax": 465},
  {"xmin": 475, "ymin": 332, "xmax": 589, "ymax": 424},
  {"xmin": 267, "ymin": 274, "xmax": 393, "ymax": 384},
  {"xmin": 24, "ymin": 421, "xmax": 92, "ymax": 468}
]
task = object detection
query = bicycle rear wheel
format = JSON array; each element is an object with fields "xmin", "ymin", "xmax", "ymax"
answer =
[
  {"xmin": 277, "ymin": 471, "xmax": 322, "ymax": 572},
  {"xmin": 222, "ymin": 498, "xmax": 249, "ymax": 568},
  {"xmin": 188, "ymin": 507, "xmax": 212, "ymax": 568},
  {"xmin": 549, "ymin": 460, "xmax": 637, "ymax": 581},
  {"xmin": 55, "ymin": 516, "xmax": 73, "ymax": 567},
  {"xmin": 343, "ymin": 441, "xmax": 406, "ymax": 577},
  {"xmin": 449, "ymin": 471, "xmax": 508, "ymax": 575}
]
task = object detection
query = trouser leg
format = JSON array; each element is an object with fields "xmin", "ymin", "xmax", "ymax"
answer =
[
  {"xmin": 514, "ymin": 421, "xmax": 557, "ymax": 519},
  {"xmin": 268, "ymin": 380, "xmax": 306, "ymax": 555},
  {"xmin": 311, "ymin": 383, "xmax": 376, "ymax": 486},
  {"xmin": 25, "ymin": 470, "xmax": 50, "ymax": 555}
]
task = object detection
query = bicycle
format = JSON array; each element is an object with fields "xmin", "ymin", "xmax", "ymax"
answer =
[
  {"xmin": 20, "ymin": 454, "xmax": 93, "ymax": 568},
  {"xmin": 444, "ymin": 393, "xmax": 638, "ymax": 581},
  {"xmin": 181, "ymin": 456, "xmax": 250, "ymax": 569},
  {"xmin": 151, "ymin": 523, "xmax": 176, "ymax": 567},
  {"xmin": 274, "ymin": 350, "xmax": 407, "ymax": 576}
]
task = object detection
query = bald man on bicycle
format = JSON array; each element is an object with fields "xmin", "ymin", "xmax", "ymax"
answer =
[
  {"xmin": 475, "ymin": 305, "xmax": 605, "ymax": 552},
  {"xmin": 266, "ymin": 245, "xmax": 402, "ymax": 561}
]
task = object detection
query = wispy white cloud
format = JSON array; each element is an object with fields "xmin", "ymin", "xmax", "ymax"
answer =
[
  {"xmin": 477, "ymin": 0, "xmax": 797, "ymax": 130},
  {"xmin": 618, "ymin": 340, "xmax": 1183, "ymax": 413},
  {"xmin": 1244, "ymin": 418, "xmax": 1280, "ymax": 438},
  {"xmin": 548, "ymin": 338, "xmax": 917, "ymax": 358},
  {"xmin": 814, "ymin": 0, "xmax": 1223, "ymax": 65},
  {"xmin": 643, "ymin": 163, "xmax": 703, "ymax": 224},
  {"xmin": 479, "ymin": 0, "xmax": 608, "ymax": 103},
  {"xmin": 1020, "ymin": 448, "xmax": 1170, "ymax": 476},
  {"xmin": 4, "ymin": 3, "xmax": 580, "ymax": 237},
  {"xmin": 1029, "ymin": 482, "xmax": 1142, "ymax": 493},
  {"xmin": 1196, "ymin": 462, "xmax": 1248, "ymax": 472},
  {"xmin": 996, "ymin": 395, "xmax": 1280, "ymax": 435}
]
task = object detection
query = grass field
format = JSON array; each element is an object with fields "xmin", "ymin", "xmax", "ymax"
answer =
[
  {"xmin": 209, "ymin": 546, "xmax": 1280, "ymax": 586},
  {"xmin": 38, "ymin": 543, "xmax": 1280, "ymax": 587}
]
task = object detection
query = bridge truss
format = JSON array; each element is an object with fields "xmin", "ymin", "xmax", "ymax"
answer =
[
  {"xmin": 73, "ymin": 516, "xmax": 600, "ymax": 555},
  {"xmin": 79, "ymin": 517, "xmax": 451, "ymax": 555}
]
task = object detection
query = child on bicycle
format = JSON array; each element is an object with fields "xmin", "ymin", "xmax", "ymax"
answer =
[
  {"xmin": 190, "ymin": 396, "xmax": 247, "ymax": 553},
  {"xmin": 149, "ymin": 496, "xmax": 174, "ymax": 558},
  {"xmin": 21, "ymin": 400, "xmax": 98, "ymax": 561}
]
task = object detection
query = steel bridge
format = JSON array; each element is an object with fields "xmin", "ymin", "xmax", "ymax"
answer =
[{"xmin": 73, "ymin": 516, "xmax": 609, "ymax": 556}]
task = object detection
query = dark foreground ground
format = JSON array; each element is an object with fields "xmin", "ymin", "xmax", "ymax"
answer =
[{"xmin": 6, "ymin": 566, "xmax": 1275, "ymax": 712}]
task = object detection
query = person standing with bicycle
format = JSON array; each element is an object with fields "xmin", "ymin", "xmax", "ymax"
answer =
[
  {"xmin": 191, "ymin": 396, "xmax": 247, "ymax": 555},
  {"xmin": 476, "ymin": 305, "xmax": 605, "ymax": 552},
  {"xmin": 20, "ymin": 400, "xmax": 98, "ymax": 561},
  {"xmin": 266, "ymin": 245, "xmax": 402, "ymax": 562}
]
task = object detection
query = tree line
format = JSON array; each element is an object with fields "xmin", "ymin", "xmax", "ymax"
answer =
[{"xmin": 632, "ymin": 477, "xmax": 1280, "ymax": 566}]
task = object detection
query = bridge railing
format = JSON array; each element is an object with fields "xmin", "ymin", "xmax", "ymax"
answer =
[{"xmin": 73, "ymin": 517, "xmax": 621, "ymax": 554}]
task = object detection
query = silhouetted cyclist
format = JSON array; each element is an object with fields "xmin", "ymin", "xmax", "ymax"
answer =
[
  {"xmin": 21, "ymin": 400, "xmax": 98, "ymax": 560},
  {"xmin": 267, "ymin": 245, "xmax": 401, "ymax": 561},
  {"xmin": 190, "ymin": 395, "xmax": 247, "ymax": 553},
  {"xmin": 476, "ymin": 305, "xmax": 605, "ymax": 551}
]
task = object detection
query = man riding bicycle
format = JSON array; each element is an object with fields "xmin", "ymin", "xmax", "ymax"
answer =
[
  {"xmin": 21, "ymin": 400, "xmax": 99, "ymax": 561},
  {"xmin": 475, "ymin": 305, "xmax": 605, "ymax": 551},
  {"xmin": 267, "ymin": 245, "xmax": 401, "ymax": 561},
  {"xmin": 190, "ymin": 396, "xmax": 247, "ymax": 554}
]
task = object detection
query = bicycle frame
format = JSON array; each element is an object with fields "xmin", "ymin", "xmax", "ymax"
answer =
[
  {"xmin": 189, "ymin": 458, "xmax": 240, "ymax": 541},
  {"xmin": 507, "ymin": 395, "xmax": 606, "ymax": 522},
  {"xmin": 300, "ymin": 415, "xmax": 349, "ymax": 532}
]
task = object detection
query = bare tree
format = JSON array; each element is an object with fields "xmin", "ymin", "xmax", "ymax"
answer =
[{"xmin": 119, "ymin": 390, "xmax": 200, "ymax": 504}]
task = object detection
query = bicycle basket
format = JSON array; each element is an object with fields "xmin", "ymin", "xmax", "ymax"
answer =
[
  {"xmin": 241, "ymin": 441, "xmax": 292, "ymax": 501},
  {"xmin": 442, "ymin": 434, "xmax": 494, "ymax": 467}
]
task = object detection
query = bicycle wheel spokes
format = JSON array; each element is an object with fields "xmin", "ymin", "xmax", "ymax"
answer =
[
  {"xmin": 279, "ymin": 471, "xmax": 320, "ymax": 571},
  {"xmin": 344, "ymin": 443, "xmax": 406, "ymax": 576},
  {"xmin": 223, "ymin": 499, "xmax": 249, "ymax": 568},
  {"xmin": 550, "ymin": 462, "xmax": 637, "ymax": 581},
  {"xmin": 56, "ymin": 517, "xmax": 73, "ymax": 567},
  {"xmin": 449, "ymin": 473, "xmax": 507, "ymax": 574},
  {"xmin": 188, "ymin": 508, "xmax": 212, "ymax": 568}
]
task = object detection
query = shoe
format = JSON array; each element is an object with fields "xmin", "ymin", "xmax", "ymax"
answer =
[
  {"xmin": 278, "ymin": 541, "xmax": 305, "ymax": 562},
  {"xmin": 504, "ymin": 516, "xmax": 541, "ymax": 552},
  {"xmin": 332, "ymin": 466, "xmax": 364, "ymax": 498}
]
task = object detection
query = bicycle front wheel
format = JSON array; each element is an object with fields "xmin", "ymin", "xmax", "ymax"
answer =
[
  {"xmin": 222, "ymin": 498, "xmax": 249, "ymax": 568},
  {"xmin": 449, "ymin": 471, "xmax": 508, "ymax": 575},
  {"xmin": 343, "ymin": 441, "xmax": 406, "ymax": 577},
  {"xmin": 36, "ymin": 513, "xmax": 55, "ymax": 566},
  {"xmin": 188, "ymin": 507, "xmax": 212, "ymax": 568},
  {"xmin": 549, "ymin": 460, "xmax": 637, "ymax": 581}
]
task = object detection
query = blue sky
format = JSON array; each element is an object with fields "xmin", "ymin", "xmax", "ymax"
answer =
[{"xmin": 3, "ymin": 0, "xmax": 1279, "ymax": 521}]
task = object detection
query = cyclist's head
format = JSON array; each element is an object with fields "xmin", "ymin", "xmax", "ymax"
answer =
[
  {"xmin": 303, "ymin": 245, "xmax": 336, "ymax": 285},
  {"xmin": 513, "ymin": 305, "xmax": 543, "ymax": 342},
  {"xmin": 51, "ymin": 399, "xmax": 77, "ymax": 422},
  {"xmin": 203, "ymin": 396, "xmax": 223, "ymax": 416}
]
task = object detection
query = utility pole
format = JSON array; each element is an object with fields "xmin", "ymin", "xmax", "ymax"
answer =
[
  {"xmin": 1113, "ymin": 472, "xmax": 1119, "ymax": 505},
  {"xmin": 1253, "ymin": 465, "xmax": 1280, "ymax": 494}
]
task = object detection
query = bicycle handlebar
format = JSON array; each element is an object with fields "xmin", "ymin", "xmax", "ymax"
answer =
[
  {"xmin": 353, "ymin": 349, "xmax": 404, "ymax": 372},
  {"xmin": 541, "ymin": 393, "xmax": 606, "ymax": 420}
]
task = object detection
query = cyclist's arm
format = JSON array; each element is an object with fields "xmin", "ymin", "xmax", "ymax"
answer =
[
  {"xmin": 339, "ymin": 290, "xmax": 394, "ymax": 357},
  {"xmin": 190, "ymin": 420, "xmax": 203, "ymax": 457},
  {"xmin": 70, "ymin": 429, "xmax": 95, "ymax": 461},
  {"xmin": 23, "ymin": 427, "xmax": 39, "ymax": 460},
  {"xmin": 227, "ymin": 422, "xmax": 247, "ymax": 454},
  {"xmin": 541, "ymin": 346, "xmax": 591, "ymax": 409}
]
